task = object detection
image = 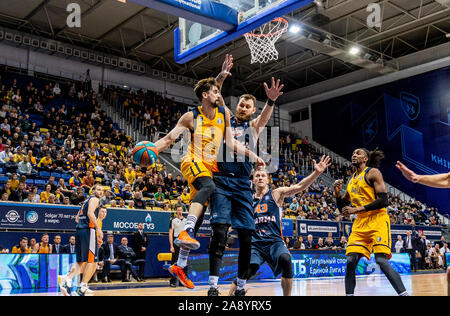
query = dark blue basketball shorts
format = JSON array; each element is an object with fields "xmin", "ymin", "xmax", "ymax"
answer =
[
  {"xmin": 75, "ymin": 228, "xmax": 98, "ymax": 263},
  {"xmin": 250, "ymin": 240, "xmax": 290, "ymax": 277},
  {"xmin": 210, "ymin": 176, "xmax": 255, "ymax": 230}
]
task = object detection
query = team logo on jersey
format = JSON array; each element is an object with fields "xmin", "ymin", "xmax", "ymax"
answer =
[
  {"xmin": 400, "ymin": 92, "xmax": 420, "ymax": 121},
  {"xmin": 217, "ymin": 118, "xmax": 223, "ymax": 125},
  {"xmin": 377, "ymin": 237, "xmax": 382, "ymax": 242}
]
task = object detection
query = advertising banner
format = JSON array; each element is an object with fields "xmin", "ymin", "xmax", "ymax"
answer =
[
  {"xmin": 0, "ymin": 202, "xmax": 79, "ymax": 231},
  {"xmin": 188, "ymin": 251, "xmax": 410, "ymax": 282},
  {"xmin": 282, "ymin": 219, "xmax": 294, "ymax": 237},
  {"xmin": 0, "ymin": 254, "xmax": 77, "ymax": 290},
  {"xmin": 297, "ymin": 220, "xmax": 339, "ymax": 238},
  {"xmin": 101, "ymin": 208, "xmax": 171, "ymax": 233}
]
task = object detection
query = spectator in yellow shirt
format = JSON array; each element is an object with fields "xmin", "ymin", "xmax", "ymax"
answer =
[
  {"xmin": 40, "ymin": 184, "xmax": 52, "ymax": 203},
  {"xmin": 27, "ymin": 150, "xmax": 37, "ymax": 165},
  {"xmin": 124, "ymin": 164, "xmax": 136, "ymax": 184},
  {"xmin": 10, "ymin": 173, "xmax": 19, "ymax": 191},
  {"xmin": 12, "ymin": 237, "xmax": 31, "ymax": 254},
  {"xmin": 38, "ymin": 153, "xmax": 53, "ymax": 170},
  {"xmin": 180, "ymin": 187, "xmax": 191, "ymax": 205},
  {"xmin": 12, "ymin": 149, "xmax": 25, "ymax": 164}
]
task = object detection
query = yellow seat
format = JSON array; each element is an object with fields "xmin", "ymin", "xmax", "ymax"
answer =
[
  {"xmin": 157, "ymin": 253, "xmax": 173, "ymax": 262},
  {"xmin": 40, "ymin": 128, "xmax": 49, "ymax": 134}
]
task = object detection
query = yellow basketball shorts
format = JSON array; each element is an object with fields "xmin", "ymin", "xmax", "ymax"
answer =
[
  {"xmin": 180, "ymin": 156, "xmax": 213, "ymax": 202},
  {"xmin": 346, "ymin": 211, "xmax": 392, "ymax": 260}
]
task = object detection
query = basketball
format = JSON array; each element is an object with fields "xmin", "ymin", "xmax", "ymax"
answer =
[{"xmin": 132, "ymin": 141, "xmax": 159, "ymax": 167}]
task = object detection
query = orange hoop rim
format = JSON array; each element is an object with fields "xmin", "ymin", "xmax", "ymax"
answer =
[{"xmin": 244, "ymin": 17, "xmax": 289, "ymax": 38}]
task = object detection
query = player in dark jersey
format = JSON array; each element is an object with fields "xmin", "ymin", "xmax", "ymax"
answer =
[
  {"xmin": 229, "ymin": 155, "xmax": 331, "ymax": 296},
  {"xmin": 207, "ymin": 55, "xmax": 285, "ymax": 296},
  {"xmin": 59, "ymin": 184, "xmax": 104, "ymax": 296}
]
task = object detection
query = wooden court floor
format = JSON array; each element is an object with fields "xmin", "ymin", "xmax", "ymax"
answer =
[{"xmin": 5, "ymin": 273, "xmax": 448, "ymax": 296}]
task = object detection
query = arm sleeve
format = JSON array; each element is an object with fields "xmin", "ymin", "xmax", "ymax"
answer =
[{"xmin": 363, "ymin": 192, "xmax": 388, "ymax": 211}]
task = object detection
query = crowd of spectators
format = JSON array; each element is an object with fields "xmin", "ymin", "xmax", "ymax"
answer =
[
  {"xmin": 0, "ymin": 67, "xmax": 188, "ymax": 211},
  {"xmin": 0, "ymin": 66, "xmax": 446, "ymax": 228},
  {"xmin": 102, "ymin": 83, "xmax": 447, "ymax": 227}
]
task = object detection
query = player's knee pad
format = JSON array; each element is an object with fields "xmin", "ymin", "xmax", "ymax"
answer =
[
  {"xmin": 279, "ymin": 253, "xmax": 293, "ymax": 279},
  {"xmin": 208, "ymin": 224, "xmax": 229, "ymax": 258},
  {"xmin": 192, "ymin": 177, "xmax": 216, "ymax": 206}
]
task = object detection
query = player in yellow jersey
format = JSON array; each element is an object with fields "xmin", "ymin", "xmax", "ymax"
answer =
[
  {"xmin": 334, "ymin": 148, "xmax": 408, "ymax": 296},
  {"xmin": 154, "ymin": 78, "xmax": 264, "ymax": 288},
  {"xmin": 396, "ymin": 161, "xmax": 450, "ymax": 296}
]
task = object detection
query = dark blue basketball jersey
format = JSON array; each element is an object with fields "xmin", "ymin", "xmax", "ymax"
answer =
[
  {"xmin": 252, "ymin": 190, "xmax": 283, "ymax": 243},
  {"xmin": 76, "ymin": 196, "xmax": 99, "ymax": 230},
  {"xmin": 216, "ymin": 116, "xmax": 255, "ymax": 177}
]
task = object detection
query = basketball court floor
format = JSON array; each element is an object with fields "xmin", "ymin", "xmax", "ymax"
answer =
[{"xmin": 3, "ymin": 273, "xmax": 447, "ymax": 296}]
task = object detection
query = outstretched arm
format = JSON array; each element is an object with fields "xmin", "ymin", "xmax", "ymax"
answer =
[
  {"xmin": 396, "ymin": 161, "xmax": 450, "ymax": 188},
  {"xmin": 272, "ymin": 155, "xmax": 331, "ymax": 206},
  {"xmin": 216, "ymin": 54, "xmax": 233, "ymax": 115},
  {"xmin": 251, "ymin": 77, "xmax": 284, "ymax": 138},
  {"xmin": 154, "ymin": 112, "xmax": 192, "ymax": 153}
]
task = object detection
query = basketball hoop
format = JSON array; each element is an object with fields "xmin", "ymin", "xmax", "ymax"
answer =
[{"xmin": 244, "ymin": 17, "xmax": 288, "ymax": 64}]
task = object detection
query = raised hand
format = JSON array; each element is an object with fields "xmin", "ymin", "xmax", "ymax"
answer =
[
  {"xmin": 396, "ymin": 161, "xmax": 420, "ymax": 183},
  {"xmin": 222, "ymin": 54, "xmax": 234, "ymax": 76},
  {"xmin": 313, "ymin": 155, "xmax": 331, "ymax": 174},
  {"xmin": 264, "ymin": 77, "xmax": 284, "ymax": 102}
]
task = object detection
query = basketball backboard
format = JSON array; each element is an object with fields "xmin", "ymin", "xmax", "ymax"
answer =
[{"xmin": 175, "ymin": 0, "xmax": 315, "ymax": 64}]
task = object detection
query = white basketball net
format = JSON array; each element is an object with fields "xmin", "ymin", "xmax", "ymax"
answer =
[{"xmin": 244, "ymin": 18, "xmax": 288, "ymax": 64}]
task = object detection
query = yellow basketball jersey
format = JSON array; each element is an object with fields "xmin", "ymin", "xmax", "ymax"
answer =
[
  {"xmin": 346, "ymin": 167, "xmax": 386, "ymax": 217},
  {"xmin": 185, "ymin": 106, "xmax": 226, "ymax": 168},
  {"xmin": 37, "ymin": 242, "xmax": 50, "ymax": 254}
]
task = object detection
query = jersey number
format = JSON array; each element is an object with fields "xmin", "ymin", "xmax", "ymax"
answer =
[{"xmin": 255, "ymin": 204, "xmax": 268, "ymax": 214}]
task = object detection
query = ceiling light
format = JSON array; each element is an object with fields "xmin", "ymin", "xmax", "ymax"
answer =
[
  {"xmin": 289, "ymin": 25, "xmax": 302, "ymax": 34},
  {"xmin": 349, "ymin": 46, "xmax": 360, "ymax": 55}
]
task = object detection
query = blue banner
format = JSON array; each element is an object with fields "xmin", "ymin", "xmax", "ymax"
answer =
[
  {"xmin": 188, "ymin": 251, "xmax": 410, "ymax": 282},
  {"xmin": 446, "ymin": 253, "xmax": 450, "ymax": 267},
  {"xmin": 102, "ymin": 208, "xmax": 171, "ymax": 233},
  {"xmin": 0, "ymin": 202, "xmax": 79, "ymax": 230},
  {"xmin": 297, "ymin": 220, "xmax": 340, "ymax": 238},
  {"xmin": 282, "ymin": 219, "xmax": 294, "ymax": 237},
  {"xmin": 312, "ymin": 66, "xmax": 450, "ymax": 216},
  {"xmin": 0, "ymin": 254, "xmax": 77, "ymax": 290}
]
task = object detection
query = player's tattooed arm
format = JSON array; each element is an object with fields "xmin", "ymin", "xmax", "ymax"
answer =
[
  {"xmin": 216, "ymin": 54, "xmax": 234, "ymax": 116},
  {"xmin": 154, "ymin": 112, "xmax": 192, "ymax": 153},
  {"xmin": 215, "ymin": 54, "xmax": 233, "ymax": 91},
  {"xmin": 251, "ymin": 77, "xmax": 284, "ymax": 138},
  {"xmin": 273, "ymin": 155, "xmax": 331, "ymax": 206}
]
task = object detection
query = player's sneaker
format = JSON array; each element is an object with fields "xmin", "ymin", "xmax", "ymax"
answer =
[
  {"xmin": 207, "ymin": 287, "xmax": 220, "ymax": 296},
  {"xmin": 58, "ymin": 275, "xmax": 72, "ymax": 297},
  {"xmin": 168, "ymin": 264, "xmax": 195, "ymax": 289},
  {"xmin": 84, "ymin": 288, "xmax": 95, "ymax": 296},
  {"xmin": 175, "ymin": 230, "xmax": 200, "ymax": 250},
  {"xmin": 234, "ymin": 289, "xmax": 246, "ymax": 296}
]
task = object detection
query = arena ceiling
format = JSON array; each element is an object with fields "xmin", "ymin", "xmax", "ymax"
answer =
[{"xmin": 0, "ymin": 0, "xmax": 449, "ymax": 99}]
